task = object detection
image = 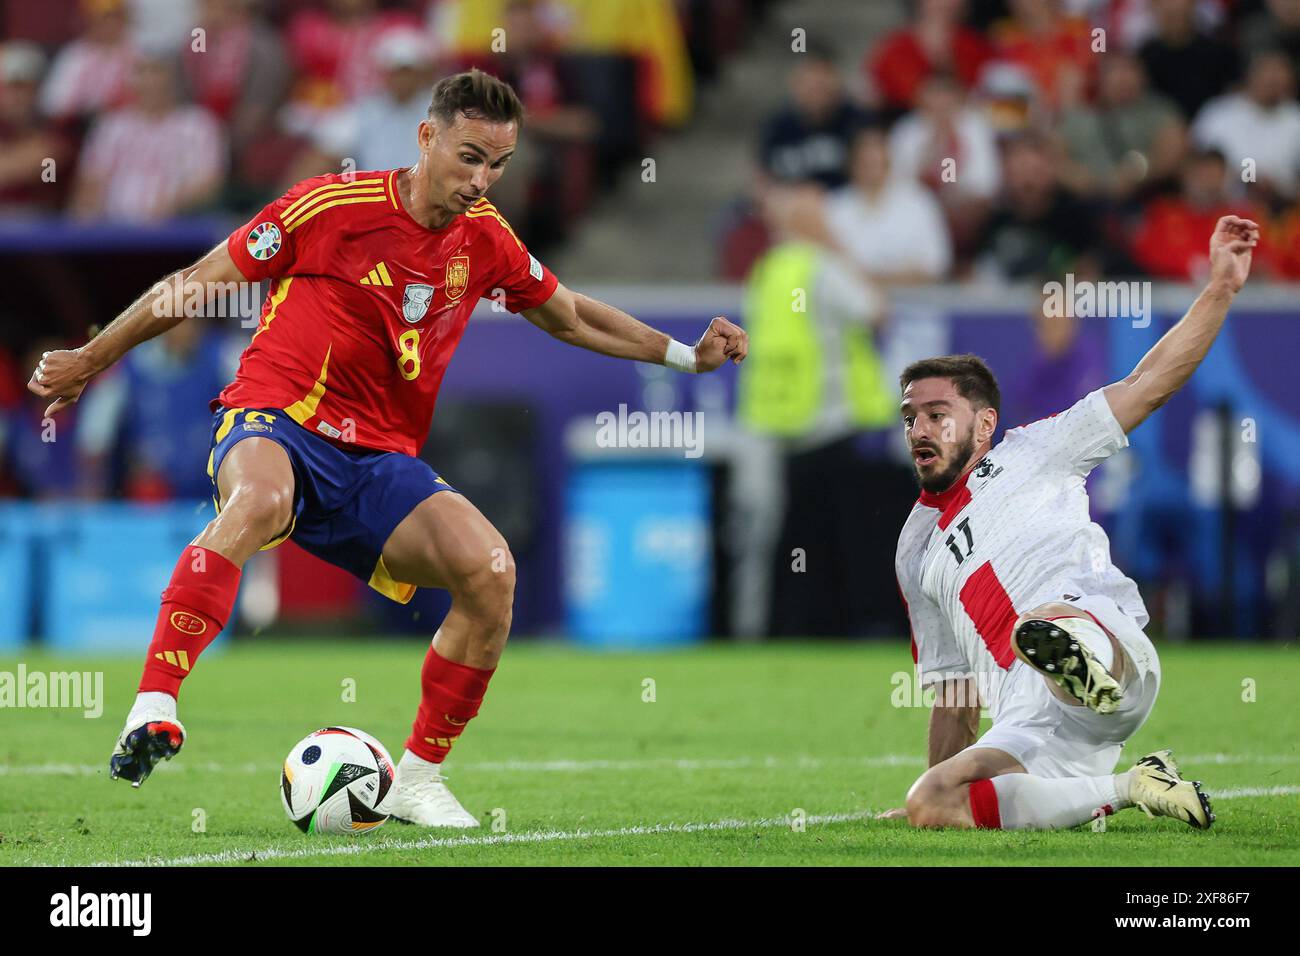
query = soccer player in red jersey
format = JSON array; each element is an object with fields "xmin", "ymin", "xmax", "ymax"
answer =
[{"xmin": 29, "ymin": 70, "xmax": 748, "ymax": 826}]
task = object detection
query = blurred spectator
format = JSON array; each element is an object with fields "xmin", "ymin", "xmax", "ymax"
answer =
[
  {"xmin": 458, "ymin": 1, "xmax": 598, "ymax": 235},
  {"xmin": 976, "ymin": 59, "xmax": 1040, "ymax": 133},
  {"xmin": 1240, "ymin": 0, "xmax": 1300, "ymax": 85},
  {"xmin": 129, "ymin": 0, "xmax": 199, "ymax": 54},
  {"xmin": 1056, "ymin": 51, "xmax": 1185, "ymax": 201},
  {"xmin": 890, "ymin": 73, "xmax": 1000, "ymax": 201},
  {"xmin": 39, "ymin": 0, "xmax": 136, "ymax": 125},
  {"xmin": 973, "ymin": 132, "xmax": 1100, "ymax": 280},
  {"xmin": 464, "ymin": 1, "xmax": 597, "ymax": 144},
  {"xmin": 759, "ymin": 45, "xmax": 873, "ymax": 190},
  {"xmin": 1138, "ymin": 0, "xmax": 1239, "ymax": 120},
  {"xmin": 1129, "ymin": 148, "xmax": 1272, "ymax": 281},
  {"xmin": 735, "ymin": 183, "xmax": 906, "ymax": 638},
  {"xmin": 739, "ymin": 183, "xmax": 889, "ymax": 448},
  {"xmin": 282, "ymin": 0, "xmax": 423, "ymax": 134},
  {"xmin": 986, "ymin": 0, "xmax": 1094, "ymax": 110},
  {"xmin": 1266, "ymin": 201, "xmax": 1300, "ymax": 277},
  {"xmin": 825, "ymin": 127, "xmax": 953, "ymax": 282},
  {"xmin": 866, "ymin": 0, "xmax": 991, "ymax": 118},
  {"xmin": 70, "ymin": 52, "xmax": 226, "ymax": 221},
  {"xmin": 75, "ymin": 321, "xmax": 238, "ymax": 500},
  {"xmin": 0, "ymin": 43, "xmax": 73, "ymax": 215},
  {"xmin": 0, "ymin": 339, "xmax": 81, "ymax": 498},
  {"xmin": 888, "ymin": 72, "xmax": 999, "ymax": 256},
  {"xmin": 181, "ymin": 0, "xmax": 291, "ymax": 165},
  {"xmin": 439, "ymin": 0, "xmax": 694, "ymax": 127},
  {"xmin": 1192, "ymin": 48, "xmax": 1300, "ymax": 204},
  {"xmin": 303, "ymin": 28, "xmax": 440, "ymax": 174}
]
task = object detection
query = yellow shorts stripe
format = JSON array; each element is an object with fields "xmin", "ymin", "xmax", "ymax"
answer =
[{"xmin": 368, "ymin": 555, "xmax": 417, "ymax": 604}]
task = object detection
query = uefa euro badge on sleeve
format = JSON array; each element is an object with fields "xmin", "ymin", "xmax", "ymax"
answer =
[
  {"xmin": 247, "ymin": 222, "xmax": 282, "ymax": 261},
  {"xmin": 402, "ymin": 283, "xmax": 435, "ymax": 324}
]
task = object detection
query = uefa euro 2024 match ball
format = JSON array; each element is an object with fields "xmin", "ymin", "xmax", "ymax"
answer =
[{"xmin": 280, "ymin": 727, "xmax": 396, "ymax": 835}]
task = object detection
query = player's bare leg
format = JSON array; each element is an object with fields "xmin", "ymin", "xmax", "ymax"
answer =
[
  {"xmin": 905, "ymin": 743, "xmax": 1212, "ymax": 831},
  {"xmin": 110, "ymin": 439, "xmax": 294, "ymax": 786},
  {"xmin": 905, "ymin": 747, "xmax": 1026, "ymax": 828},
  {"xmin": 376, "ymin": 490, "xmax": 516, "ymax": 826},
  {"xmin": 1011, "ymin": 602, "xmax": 1128, "ymax": 713}
]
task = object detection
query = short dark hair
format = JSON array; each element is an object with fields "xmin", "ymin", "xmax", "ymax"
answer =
[
  {"xmin": 899, "ymin": 354, "xmax": 1001, "ymax": 415},
  {"xmin": 428, "ymin": 69, "xmax": 524, "ymax": 127}
]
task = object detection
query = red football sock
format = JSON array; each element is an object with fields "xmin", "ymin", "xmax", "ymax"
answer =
[
  {"xmin": 969, "ymin": 778, "xmax": 1003, "ymax": 829},
  {"xmin": 139, "ymin": 547, "xmax": 241, "ymax": 698},
  {"xmin": 405, "ymin": 645, "xmax": 495, "ymax": 763}
]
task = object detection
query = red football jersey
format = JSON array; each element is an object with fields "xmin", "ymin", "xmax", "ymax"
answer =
[{"xmin": 219, "ymin": 169, "xmax": 558, "ymax": 455}]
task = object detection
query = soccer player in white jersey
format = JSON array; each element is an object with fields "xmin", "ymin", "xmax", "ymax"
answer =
[{"xmin": 889, "ymin": 215, "xmax": 1259, "ymax": 831}]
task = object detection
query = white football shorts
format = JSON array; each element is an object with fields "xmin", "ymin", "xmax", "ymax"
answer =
[{"xmin": 964, "ymin": 594, "xmax": 1162, "ymax": 779}]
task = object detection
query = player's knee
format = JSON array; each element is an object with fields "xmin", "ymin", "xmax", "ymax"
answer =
[
  {"xmin": 905, "ymin": 772, "xmax": 959, "ymax": 828},
  {"xmin": 221, "ymin": 481, "xmax": 293, "ymax": 542},
  {"xmin": 455, "ymin": 544, "xmax": 516, "ymax": 627},
  {"xmin": 1017, "ymin": 602, "xmax": 1081, "ymax": 627}
]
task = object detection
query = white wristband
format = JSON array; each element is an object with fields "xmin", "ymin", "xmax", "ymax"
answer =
[{"xmin": 664, "ymin": 338, "xmax": 698, "ymax": 373}]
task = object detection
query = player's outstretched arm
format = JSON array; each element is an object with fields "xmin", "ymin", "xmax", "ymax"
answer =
[
  {"xmin": 27, "ymin": 240, "xmax": 246, "ymax": 417},
  {"xmin": 1103, "ymin": 215, "xmax": 1259, "ymax": 434},
  {"xmin": 522, "ymin": 282, "xmax": 748, "ymax": 372}
]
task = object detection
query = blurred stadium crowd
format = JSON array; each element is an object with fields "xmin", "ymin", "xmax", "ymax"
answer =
[
  {"xmin": 0, "ymin": 0, "xmax": 760, "ymax": 242},
  {"xmin": 0, "ymin": 0, "xmax": 767, "ymax": 500},
  {"xmin": 727, "ymin": 0, "xmax": 1300, "ymax": 283}
]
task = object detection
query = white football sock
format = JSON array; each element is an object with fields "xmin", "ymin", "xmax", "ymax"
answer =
[
  {"xmin": 399, "ymin": 748, "xmax": 441, "ymax": 773},
  {"xmin": 128, "ymin": 691, "xmax": 176, "ymax": 723},
  {"xmin": 990, "ymin": 773, "xmax": 1132, "ymax": 830}
]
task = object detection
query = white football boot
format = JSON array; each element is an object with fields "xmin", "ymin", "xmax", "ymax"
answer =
[
  {"xmin": 109, "ymin": 693, "xmax": 186, "ymax": 788},
  {"xmin": 1128, "ymin": 750, "xmax": 1215, "ymax": 830},
  {"xmin": 382, "ymin": 750, "xmax": 480, "ymax": 828},
  {"xmin": 1011, "ymin": 617, "xmax": 1124, "ymax": 715}
]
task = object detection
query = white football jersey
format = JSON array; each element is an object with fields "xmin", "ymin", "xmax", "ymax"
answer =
[{"xmin": 895, "ymin": 389, "xmax": 1148, "ymax": 716}]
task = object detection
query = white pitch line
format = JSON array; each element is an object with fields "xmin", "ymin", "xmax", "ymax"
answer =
[
  {"xmin": 89, "ymin": 810, "xmax": 874, "ymax": 868},
  {"xmin": 74, "ymin": 785, "xmax": 1300, "ymax": 868},
  {"xmin": 1208, "ymin": 785, "xmax": 1300, "ymax": 798},
  {"xmin": 3, "ymin": 752, "xmax": 1298, "ymax": 777}
]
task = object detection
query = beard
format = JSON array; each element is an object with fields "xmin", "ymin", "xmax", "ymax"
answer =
[{"xmin": 914, "ymin": 431, "xmax": 977, "ymax": 494}]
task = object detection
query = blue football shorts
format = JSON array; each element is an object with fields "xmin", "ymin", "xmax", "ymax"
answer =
[{"xmin": 206, "ymin": 405, "xmax": 457, "ymax": 604}]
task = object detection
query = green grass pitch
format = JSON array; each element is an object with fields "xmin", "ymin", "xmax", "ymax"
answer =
[{"xmin": 1, "ymin": 640, "xmax": 1296, "ymax": 866}]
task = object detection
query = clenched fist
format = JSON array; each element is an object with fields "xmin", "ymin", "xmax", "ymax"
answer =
[
  {"xmin": 693, "ymin": 316, "xmax": 749, "ymax": 372},
  {"xmin": 27, "ymin": 348, "xmax": 92, "ymax": 418}
]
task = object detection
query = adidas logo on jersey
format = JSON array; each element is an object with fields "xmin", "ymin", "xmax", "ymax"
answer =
[{"xmin": 359, "ymin": 262, "xmax": 394, "ymax": 287}]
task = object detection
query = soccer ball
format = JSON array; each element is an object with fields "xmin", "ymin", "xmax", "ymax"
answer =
[{"xmin": 280, "ymin": 726, "xmax": 395, "ymax": 835}]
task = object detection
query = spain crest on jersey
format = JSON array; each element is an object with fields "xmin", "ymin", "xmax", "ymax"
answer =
[
  {"xmin": 444, "ymin": 255, "xmax": 470, "ymax": 301},
  {"xmin": 402, "ymin": 283, "xmax": 435, "ymax": 324}
]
